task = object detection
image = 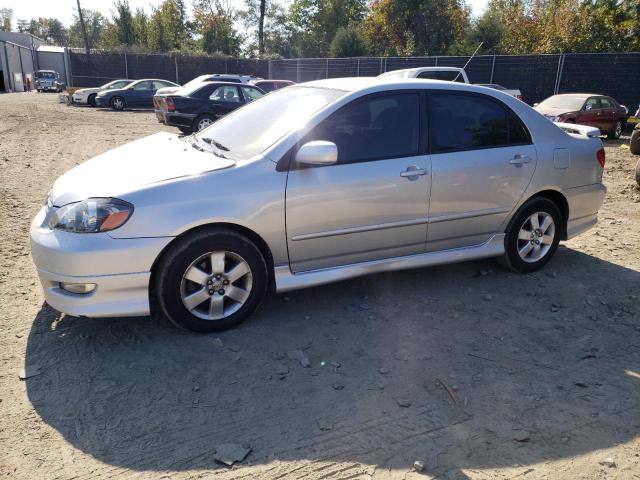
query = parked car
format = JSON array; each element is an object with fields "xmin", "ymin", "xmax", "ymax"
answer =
[
  {"xmin": 31, "ymin": 77, "xmax": 606, "ymax": 333},
  {"xmin": 250, "ymin": 79, "xmax": 295, "ymax": 93},
  {"xmin": 34, "ymin": 70, "xmax": 65, "ymax": 92},
  {"xmin": 72, "ymin": 79, "xmax": 134, "ymax": 106},
  {"xmin": 630, "ymin": 121, "xmax": 640, "ymax": 186},
  {"xmin": 475, "ymin": 83, "xmax": 523, "ymax": 102},
  {"xmin": 155, "ymin": 74, "xmax": 264, "ymax": 97},
  {"xmin": 533, "ymin": 93, "xmax": 627, "ymax": 139},
  {"xmin": 94, "ymin": 79, "xmax": 179, "ymax": 110},
  {"xmin": 154, "ymin": 81, "xmax": 265, "ymax": 133},
  {"xmin": 379, "ymin": 67, "xmax": 469, "ymax": 83}
]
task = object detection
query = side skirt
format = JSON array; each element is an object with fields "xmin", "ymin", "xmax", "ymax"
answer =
[{"xmin": 274, "ymin": 234, "xmax": 506, "ymax": 293}]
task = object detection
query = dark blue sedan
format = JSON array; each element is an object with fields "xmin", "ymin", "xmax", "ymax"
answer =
[{"xmin": 94, "ymin": 78, "xmax": 179, "ymax": 111}]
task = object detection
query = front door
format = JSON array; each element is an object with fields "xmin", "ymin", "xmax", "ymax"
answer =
[
  {"xmin": 208, "ymin": 85, "xmax": 242, "ymax": 117},
  {"xmin": 128, "ymin": 80, "xmax": 154, "ymax": 108},
  {"xmin": 426, "ymin": 91, "xmax": 537, "ymax": 252},
  {"xmin": 285, "ymin": 91, "xmax": 431, "ymax": 272}
]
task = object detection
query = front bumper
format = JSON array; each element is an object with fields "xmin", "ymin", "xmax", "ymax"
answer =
[
  {"xmin": 94, "ymin": 95, "xmax": 109, "ymax": 107},
  {"xmin": 30, "ymin": 206, "xmax": 173, "ymax": 318},
  {"xmin": 72, "ymin": 93, "xmax": 89, "ymax": 104}
]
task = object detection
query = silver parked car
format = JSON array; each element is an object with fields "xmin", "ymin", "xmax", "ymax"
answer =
[
  {"xmin": 31, "ymin": 78, "xmax": 606, "ymax": 332},
  {"xmin": 72, "ymin": 79, "xmax": 134, "ymax": 106}
]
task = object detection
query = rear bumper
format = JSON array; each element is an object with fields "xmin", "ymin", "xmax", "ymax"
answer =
[
  {"xmin": 565, "ymin": 183, "xmax": 606, "ymax": 239},
  {"xmin": 165, "ymin": 112, "xmax": 197, "ymax": 128}
]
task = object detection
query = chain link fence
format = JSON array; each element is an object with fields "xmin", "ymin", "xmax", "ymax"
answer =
[{"xmin": 69, "ymin": 51, "xmax": 640, "ymax": 109}]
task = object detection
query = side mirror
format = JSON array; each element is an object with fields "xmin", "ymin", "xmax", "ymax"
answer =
[
  {"xmin": 295, "ymin": 141, "xmax": 338, "ymax": 166},
  {"xmin": 533, "ymin": 103, "xmax": 539, "ymax": 107}
]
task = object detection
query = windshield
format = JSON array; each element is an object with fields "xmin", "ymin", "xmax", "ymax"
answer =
[
  {"xmin": 37, "ymin": 72, "xmax": 55, "ymax": 79},
  {"xmin": 102, "ymin": 80, "xmax": 130, "ymax": 90},
  {"xmin": 538, "ymin": 95, "xmax": 585, "ymax": 111},
  {"xmin": 198, "ymin": 86, "xmax": 346, "ymax": 160}
]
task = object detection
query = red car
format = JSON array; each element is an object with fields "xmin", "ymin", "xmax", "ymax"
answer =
[
  {"xmin": 534, "ymin": 93, "xmax": 627, "ymax": 139},
  {"xmin": 250, "ymin": 79, "xmax": 295, "ymax": 93}
]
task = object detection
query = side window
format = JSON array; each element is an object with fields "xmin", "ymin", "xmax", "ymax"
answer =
[
  {"xmin": 257, "ymin": 82, "xmax": 276, "ymax": 93},
  {"xmin": 584, "ymin": 98, "xmax": 600, "ymax": 111},
  {"xmin": 133, "ymin": 81, "xmax": 151, "ymax": 91},
  {"xmin": 194, "ymin": 84, "xmax": 217, "ymax": 99},
  {"xmin": 210, "ymin": 86, "xmax": 241, "ymax": 102},
  {"xmin": 153, "ymin": 81, "xmax": 172, "ymax": 90},
  {"xmin": 599, "ymin": 98, "xmax": 612, "ymax": 108},
  {"xmin": 241, "ymin": 86, "xmax": 264, "ymax": 102},
  {"xmin": 431, "ymin": 93, "xmax": 529, "ymax": 152},
  {"xmin": 303, "ymin": 93, "xmax": 420, "ymax": 165}
]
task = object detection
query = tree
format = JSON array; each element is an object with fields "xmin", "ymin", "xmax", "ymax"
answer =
[
  {"xmin": 148, "ymin": 0, "xmax": 190, "ymax": 52},
  {"xmin": 0, "ymin": 8, "xmax": 12, "ymax": 31},
  {"xmin": 68, "ymin": 9, "xmax": 108, "ymax": 49},
  {"xmin": 24, "ymin": 18, "xmax": 68, "ymax": 45},
  {"xmin": 76, "ymin": 0, "xmax": 91, "ymax": 52},
  {"xmin": 362, "ymin": 0, "xmax": 470, "ymax": 56},
  {"xmin": 258, "ymin": 0, "xmax": 266, "ymax": 54},
  {"xmin": 112, "ymin": 0, "xmax": 135, "ymax": 45},
  {"xmin": 329, "ymin": 25, "xmax": 367, "ymax": 57},
  {"xmin": 193, "ymin": 0, "xmax": 242, "ymax": 55},
  {"xmin": 288, "ymin": 0, "xmax": 368, "ymax": 57}
]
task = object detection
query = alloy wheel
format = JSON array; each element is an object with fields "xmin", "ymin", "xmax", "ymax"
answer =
[
  {"xmin": 180, "ymin": 251, "xmax": 253, "ymax": 321},
  {"xmin": 197, "ymin": 117, "xmax": 213, "ymax": 131},
  {"xmin": 615, "ymin": 121, "xmax": 622, "ymax": 139},
  {"xmin": 516, "ymin": 212, "xmax": 555, "ymax": 263},
  {"xmin": 112, "ymin": 98, "xmax": 124, "ymax": 110}
]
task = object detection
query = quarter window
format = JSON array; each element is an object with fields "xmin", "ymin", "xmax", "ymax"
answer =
[
  {"xmin": 431, "ymin": 93, "xmax": 530, "ymax": 152},
  {"xmin": 599, "ymin": 98, "xmax": 612, "ymax": 108},
  {"xmin": 132, "ymin": 81, "xmax": 152, "ymax": 91},
  {"xmin": 241, "ymin": 86, "xmax": 264, "ymax": 102},
  {"xmin": 304, "ymin": 93, "xmax": 420, "ymax": 164}
]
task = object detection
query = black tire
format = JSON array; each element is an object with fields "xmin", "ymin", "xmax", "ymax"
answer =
[
  {"xmin": 178, "ymin": 126, "xmax": 192, "ymax": 134},
  {"xmin": 193, "ymin": 114, "xmax": 216, "ymax": 132},
  {"xmin": 110, "ymin": 96, "xmax": 125, "ymax": 111},
  {"xmin": 155, "ymin": 227, "xmax": 269, "ymax": 333},
  {"xmin": 500, "ymin": 197, "xmax": 562, "ymax": 273},
  {"xmin": 608, "ymin": 120, "xmax": 622, "ymax": 140},
  {"xmin": 630, "ymin": 128, "xmax": 640, "ymax": 155},
  {"xmin": 635, "ymin": 159, "xmax": 640, "ymax": 187},
  {"xmin": 88, "ymin": 94, "xmax": 97, "ymax": 107}
]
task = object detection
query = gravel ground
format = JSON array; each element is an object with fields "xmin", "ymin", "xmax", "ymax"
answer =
[{"xmin": 1, "ymin": 92, "xmax": 639, "ymax": 480}]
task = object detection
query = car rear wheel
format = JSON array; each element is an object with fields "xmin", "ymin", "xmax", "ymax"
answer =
[
  {"xmin": 608, "ymin": 120, "xmax": 623, "ymax": 140},
  {"xmin": 194, "ymin": 115, "xmax": 215, "ymax": 132},
  {"xmin": 500, "ymin": 197, "xmax": 562, "ymax": 273},
  {"xmin": 88, "ymin": 94, "xmax": 97, "ymax": 107},
  {"xmin": 110, "ymin": 96, "xmax": 125, "ymax": 111},
  {"xmin": 631, "ymin": 129, "xmax": 640, "ymax": 155},
  {"xmin": 155, "ymin": 227, "xmax": 269, "ymax": 332},
  {"xmin": 635, "ymin": 159, "xmax": 640, "ymax": 187}
]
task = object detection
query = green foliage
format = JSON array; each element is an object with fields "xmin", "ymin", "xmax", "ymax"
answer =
[
  {"xmin": 240, "ymin": 0, "xmax": 294, "ymax": 57},
  {"xmin": 0, "ymin": 7, "xmax": 12, "ymax": 31},
  {"xmin": 193, "ymin": 0, "xmax": 242, "ymax": 55},
  {"xmin": 329, "ymin": 25, "xmax": 367, "ymax": 57},
  {"xmin": 68, "ymin": 9, "xmax": 108, "ymax": 49}
]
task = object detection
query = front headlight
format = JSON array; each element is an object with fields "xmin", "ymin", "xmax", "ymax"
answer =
[{"xmin": 49, "ymin": 198, "xmax": 133, "ymax": 233}]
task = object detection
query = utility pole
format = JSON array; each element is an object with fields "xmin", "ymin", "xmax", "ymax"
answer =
[
  {"xmin": 76, "ymin": 0, "xmax": 90, "ymax": 56},
  {"xmin": 258, "ymin": 0, "xmax": 266, "ymax": 55}
]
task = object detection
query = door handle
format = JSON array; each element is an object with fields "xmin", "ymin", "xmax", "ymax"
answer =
[
  {"xmin": 400, "ymin": 165, "xmax": 428, "ymax": 179},
  {"xmin": 509, "ymin": 154, "xmax": 532, "ymax": 165}
]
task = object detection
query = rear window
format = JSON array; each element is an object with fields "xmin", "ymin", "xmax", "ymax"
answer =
[
  {"xmin": 417, "ymin": 71, "xmax": 465, "ymax": 82},
  {"xmin": 538, "ymin": 95, "xmax": 585, "ymax": 111},
  {"xmin": 431, "ymin": 93, "xmax": 530, "ymax": 152}
]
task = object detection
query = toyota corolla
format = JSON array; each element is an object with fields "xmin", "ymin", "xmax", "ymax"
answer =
[{"xmin": 31, "ymin": 78, "xmax": 606, "ymax": 332}]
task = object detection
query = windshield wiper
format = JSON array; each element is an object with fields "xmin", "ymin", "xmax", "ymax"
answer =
[{"xmin": 201, "ymin": 137, "xmax": 230, "ymax": 152}]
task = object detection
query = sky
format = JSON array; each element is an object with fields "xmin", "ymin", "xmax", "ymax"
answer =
[{"xmin": 4, "ymin": 0, "xmax": 489, "ymax": 28}]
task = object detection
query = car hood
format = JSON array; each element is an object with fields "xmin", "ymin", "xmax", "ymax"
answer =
[
  {"xmin": 534, "ymin": 106, "xmax": 575, "ymax": 116},
  {"xmin": 75, "ymin": 87, "xmax": 100, "ymax": 94},
  {"xmin": 50, "ymin": 132, "xmax": 235, "ymax": 206}
]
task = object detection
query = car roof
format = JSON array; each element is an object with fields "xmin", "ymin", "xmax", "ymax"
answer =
[
  {"xmin": 302, "ymin": 77, "xmax": 487, "ymax": 94},
  {"xmin": 549, "ymin": 93, "xmax": 604, "ymax": 99}
]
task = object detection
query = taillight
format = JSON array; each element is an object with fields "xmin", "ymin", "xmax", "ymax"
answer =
[
  {"xmin": 516, "ymin": 94, "xmax": 523, "ymax": 102},
  {"xmin": 597, "ymin": 148, "xmax": 605, "ymax": 168},
  {"xmin": 166, "ymin": 97, "xmax": 175, "ymax": 112}
]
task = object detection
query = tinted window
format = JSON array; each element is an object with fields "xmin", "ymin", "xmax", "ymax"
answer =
[
  {"xmin": 132, "ymin": 81, "xmax": 152, "ymax": 91},
  {"xmin": 304, "ymin": 93, "xmax": 420, "ymax": 164},
  {"xmin": 584, "ymin": 98, "xmax": 600, "ymax": 111},
  {"xmin": 431, "ymin": 93, "xmax": 529, "ymax": 152},
  {"xmin": 256, "ymin": 81, "xmax": 277, "ymax": 92},
  {"xmin": 241, "ymin": 86, "xmax": 264, "ymax": 102},
  {"xmin": 210, "ymin": 86, "xmax": 240, "ymax": 102},
  {"xmin": 418, "ymin": 71, "xmax": 465, "ymax": 83},
  {"xmin": 191, "ymin": 83, "xmax": 218, "ymax": 99},
  {"xmin": 599, "ymin": 97, "xmax": 612, "ymax": 108},
  {"xmin": 153, "ymin": 80, "xmax": 172, "ymax": 90}
]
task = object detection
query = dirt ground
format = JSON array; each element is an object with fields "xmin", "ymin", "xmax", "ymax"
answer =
[{"xmin": 1, "ymin": 92, "xmax": 639, "ymax": 480}]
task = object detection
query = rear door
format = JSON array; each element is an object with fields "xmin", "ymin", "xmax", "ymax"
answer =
[
  {"xmin": 285, "ymin": 91, "xmax": 431, "ymax": 272},
  {"xmin": 207, "ymin": 85, "xmax": 242, "ymax": 117},
  {"xmin": 426, "ymin": 91, "xmax": 537, "ymax": 251}
]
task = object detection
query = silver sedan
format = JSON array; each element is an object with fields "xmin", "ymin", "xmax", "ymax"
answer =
[{"xmin": 31, "ymin": 78, "xmax": 606, "ymax": 332}]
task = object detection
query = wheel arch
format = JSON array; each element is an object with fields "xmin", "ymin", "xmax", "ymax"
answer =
[
  {"xmin": 517, "ymin": 189, "xmax": 569, "ymax": 240},
  {"xmin": 148, "ymin": 222, "xmax": 276, "ymax": 311}
]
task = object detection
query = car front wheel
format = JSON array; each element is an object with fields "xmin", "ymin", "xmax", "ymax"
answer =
[
  {"xmin": 155, "ymin": 228, "xmax": 269, "ymax": 332},
  {"xmin": 110, "ymin": 96, "xmax": 125, "ymax": 111},
  {"xmin": 88, "ymin": 94, "xmax": 97, "ymax": 107},
  {"xmin": 500, "ymin": 197, "xmax": 562, "ymax": 273}
]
